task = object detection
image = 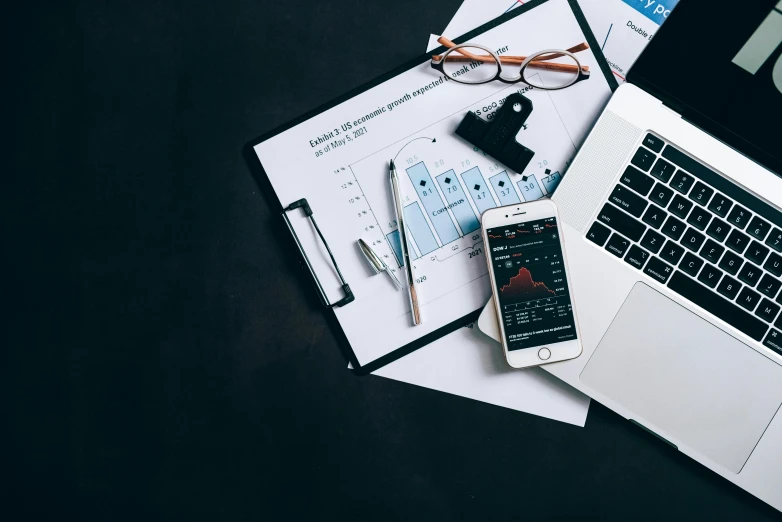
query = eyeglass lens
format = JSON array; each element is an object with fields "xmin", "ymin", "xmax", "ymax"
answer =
[
  {"xmin": 442, "ymin": 46, "xmax": 500, "ymax": 84},
  {"xmin": 521, "ymin": 51, "xmax": 580, "ymax": 89}
]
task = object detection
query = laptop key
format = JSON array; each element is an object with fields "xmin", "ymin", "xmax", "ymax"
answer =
[
  {"xmin": 597, "ymin": 203, "xmax": 646, "ymax": 242},
  {"xmin": 661, "ymin": 216, "xmax": 686, "ymax": 241},
  {"xmin": 727, "ymin": 205, "xmax": 751, "ymax": 229},
  {"xmin": 762, "ymin": 329, "xmax": 782, "ymax": 356},
  {"xmin": 640, "ymin": 229, "xmax": 664, "ymax": 253},
  {"xmin": 756, "ymin": 299, "xmax": 781, "ymax": 323},
  {"xmin": 686, "ymin": 206, "xmax": 711, "ymax": 231},
  {"xmin": 643, "ymin": 256, "xmax": 673, "ymax": 284},
  {"xmin": 746, "ymin": 241, "xmax": 770, "ymax": 265},
  {"xmin": 725, "ymin": 229, "xmax": 750, "ymax": 254},
  {"xmin": 748, "ymin": 216, "xmax": 771, "ymax": 241},
  {"xmin": 738, "ymin": 263, "xmax": 762, "ymax": 287},
  {"xmin": 737, "ymin": 287, "xmax": 762, "ymax": 311},
  {"xmin": 609, "ymin": 184, "xmax": 648, "ymax": 217},
  {"xmin": 641, "ymin": 206, "xmax": 666, "ymax": 229},
  {"xmin": 668, "ymin": 194, "xmax": 693, "ymax": 219},
  {"xmin": 667, "ymin": 271, "xmax": 767, "ymax": 341},
  {"xmin": 706, "ymin": 218, "xmax": 730, "ymax": 242},
  {"xmin": 681, "ymin": 227, "xmax": 706, "ymax": 252},
  {"xmin": 586, "ymin": 221, "xmax": 611, "ymax": 246},
  {"xmin": 619, "ymin": 166, "xmax": 655, "ymax": 196},
  {"xmin": 605, "ymin": 233, "xmax": 631, "ymax": 258},
  {"xmin": 764, "ymin": 252, "xmax": 782, "ymax": 277},
  {"xmin": 700, "ymin": 239, "xmax": 724, "ymax": 264},
  {"xmin": 697, "ymin": 263, "xmax": 723, "ymax": 289},
  {"xmin": 670, "ymin": 170, "xmax": 695, "ymax": 194},
  {"xmin": 765, "ymin": 228, "xmax": 782, "ymax": 252},
  {"xmin": 648, "ymin": 183, "xmax": 674, "ymax": 207},
  {"xmin": 759, "ymin": 274, "xmax": 782, "ymax": 299},
  {"xmin": 679, "ymin": 252, "xmax": 704, "ymax": 277},
  {"xmin": 688, "ymin": 182, "xmax": 714, "ymax": 206},
  {"xmin": 650, "ymin": 158, "xmax": 676, "ymax": 182},
  {"xmin": 707, "ymin": 194, "xmax": 733, "ymax": 218},
  {"xmin": 717, "ymin": 275, "xmax": 742, "ymax": 300},
  {"xmin": 719, "ymin": 250, "xmax": 744, "ymax": 275},
  {"xmin": 630, "ymin": 147, "xmax": 655, "ymax": 171},
  {"xmin": 660, "ymin": 240, "xmax": 685, "ymax": 264},
  {"xmin": 643, "ymin": 133, "xmax": 664, "ymax": 153},
  {"xmin": 625, "ymin": 245, "xmax": 650, "ymax": 269}
]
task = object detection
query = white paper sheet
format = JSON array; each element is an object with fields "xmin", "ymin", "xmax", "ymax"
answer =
[
  {"xmin": 443, "ymin": 0, "xmax": 679, "ymax": 83},
  {"xmin": 254, "ymin": 0, "xmax": 613, "ymax": 369},
  {"xmin": 362, "ymin": 29, "xmax": 593, "ymax": 428},
  {"xmin": 373, "ymin": 323, "xmax": 590, "ymax": 426}
]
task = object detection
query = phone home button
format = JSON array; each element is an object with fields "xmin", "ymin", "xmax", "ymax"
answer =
[{"xmin": 538, "ymin": 348, "xmax": 551, "ymax": 360}]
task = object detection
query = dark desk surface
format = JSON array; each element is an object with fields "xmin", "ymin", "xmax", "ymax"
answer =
[{"xmin": 6, "ymin": 1, "xmax": 781, "ymax": 519}]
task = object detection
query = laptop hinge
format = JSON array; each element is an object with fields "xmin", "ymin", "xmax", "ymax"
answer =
[{"xmin": 660, "ymin": 103, "xmax": 682, "ymax": 118}]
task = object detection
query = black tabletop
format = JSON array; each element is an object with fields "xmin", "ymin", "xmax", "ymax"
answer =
[{"xmin": 5, "ymin": 1, "xmax": 782, "ymax": 520}]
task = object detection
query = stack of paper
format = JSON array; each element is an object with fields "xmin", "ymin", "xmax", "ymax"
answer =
[{"xmin": 367, "ymin": 0, "xmax": 678, "ymax": 427}]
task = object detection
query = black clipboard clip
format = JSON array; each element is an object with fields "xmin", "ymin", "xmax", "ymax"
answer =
[
  {"xmin": 282, "ymin": 198, "xmax": 355, "ymax": 308},
  {"xmin": 455, "ymin": 92, "xmax": 535, "ymax": 174}
]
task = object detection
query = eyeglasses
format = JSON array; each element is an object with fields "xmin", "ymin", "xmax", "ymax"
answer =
[{"xmin": 431, "ymin": 36, "xmax": 590, "ymax": 90}]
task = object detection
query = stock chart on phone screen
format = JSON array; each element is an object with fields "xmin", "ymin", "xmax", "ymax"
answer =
[{"xmin": 487, "ymin": 217, "xmax": 577, "ymax": 350}]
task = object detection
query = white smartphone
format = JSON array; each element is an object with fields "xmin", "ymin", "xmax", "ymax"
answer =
[{"xmin": 482, "ymin": 199, "xmax": 582, "ymax": 369}]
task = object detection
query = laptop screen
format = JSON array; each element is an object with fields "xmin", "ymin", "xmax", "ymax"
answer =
[{"xmin": 628, "ymin": 0, "xmax": 782, "ymax": 176}]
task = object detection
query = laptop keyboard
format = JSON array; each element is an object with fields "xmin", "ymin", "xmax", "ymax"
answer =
[{"xmin": 585, "ymin": 133, "xmax": 782, "ymax": 357}]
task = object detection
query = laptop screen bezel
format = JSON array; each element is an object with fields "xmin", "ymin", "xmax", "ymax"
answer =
[{"xmin": 627, "ymin": 1, "xmax": 782, "ymax": 177}]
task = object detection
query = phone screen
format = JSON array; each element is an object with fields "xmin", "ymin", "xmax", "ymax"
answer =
[{"xmin": 486, "ymin": 216, "xmax": 577, "ymax": 351}]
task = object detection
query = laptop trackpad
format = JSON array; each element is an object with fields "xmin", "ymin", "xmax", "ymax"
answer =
[{"xmin": 581, "ymin": 282, "xmax": 782, "ymax": 473}]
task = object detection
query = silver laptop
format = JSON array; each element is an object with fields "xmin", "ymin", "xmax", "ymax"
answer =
[{"xmin": 479, "ymin": 0, "xmax": 782, "ymax": 511}]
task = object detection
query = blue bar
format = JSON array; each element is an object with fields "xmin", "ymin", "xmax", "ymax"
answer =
[
  {"xmin": 404, "ymin": 202, "xmax": 439, "ymax": 255},
  {"xmin": 406, "ymin": 162, "xmax": 460, "ymax": 245},
  {"xmin": 435, "ymin": 169, "xmax": 479, "ymax": 235},
  {"xmin": 621, "ymin": 0, "xmax": 678, "ymax": 25},
  {"xmin": 541, "ymin": 170, "xmax": 563, "ymax": 195},
  {"xmin": 460, "ymin": 166, "xmax": 497, "ymax": 215},
  {"xmin": 386, "ymin": 230, "xmax": 403, "ymax": 266},
  {"xmin": 517, "ymin": 174, "xmax": 544, "ymax": 201},
  {"xmin": 387, "ymin": 229, "xmax": 420, "ymax": 266},
  {"xmin": 489, "ymin": 171, "xmax": 521, "ymax": 205}
]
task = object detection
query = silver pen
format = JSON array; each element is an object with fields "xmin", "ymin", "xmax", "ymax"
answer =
[{"xmin": 389, "ymin": 159, "xmax": 423, "ymax": 325}]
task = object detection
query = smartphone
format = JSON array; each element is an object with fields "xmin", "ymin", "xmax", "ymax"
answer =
[{"xmin": 482, "ymin": 199, "xmax": 582, "ymax": 368}]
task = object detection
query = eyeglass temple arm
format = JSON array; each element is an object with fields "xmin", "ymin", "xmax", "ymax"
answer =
[{"xmin": 433, "ymin": 36, "xmax": 590, "ymax": 73}]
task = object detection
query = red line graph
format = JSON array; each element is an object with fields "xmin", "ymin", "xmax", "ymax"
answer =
[{"xmin": 500, "ymin": 267, "xmax": 556, "ymax": 298}]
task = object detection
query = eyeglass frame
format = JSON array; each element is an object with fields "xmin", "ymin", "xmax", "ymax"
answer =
[{"xmin": 430, "ymin": 43, "xmax": 590, "ymax": 90}]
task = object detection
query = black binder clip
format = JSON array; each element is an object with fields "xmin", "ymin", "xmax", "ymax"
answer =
[
  {"xmin": 282, "ymin": 198, "xmax": 354, "ymax": 308},
  {"xmin": 455, "ymin": 92, "xmax": 534, "ymax": 174}
]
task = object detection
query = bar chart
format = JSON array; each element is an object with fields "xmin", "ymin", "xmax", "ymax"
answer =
[
  {"xmin": 349, "ymin": 83, "xmax": 577, "ymax": 278},
  {"xmin": 382, "ymin": 160, "xmax": 561, "ymax": 266}
]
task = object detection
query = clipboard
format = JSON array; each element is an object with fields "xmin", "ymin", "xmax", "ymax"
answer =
[{"xmin": 245, "ymin": 0, "xmax": 618, "ymax": 375}]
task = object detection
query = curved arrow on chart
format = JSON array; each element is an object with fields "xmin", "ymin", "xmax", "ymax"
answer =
[{"xmin": 393, "ymin": 137, "xmax": 436, "ymax": 163}]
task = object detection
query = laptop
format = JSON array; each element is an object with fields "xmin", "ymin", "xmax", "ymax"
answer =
[{"xmin": 478, "ymin": 0, "xmax": 782, "ymax": 510}]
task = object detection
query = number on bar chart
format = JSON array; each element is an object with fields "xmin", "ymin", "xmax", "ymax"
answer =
[
  {"xmin": 461, "ymin": 166, "xmax": 497, "ymax": 215},
  {"xmin": 489, "ymin": 171, "xmax": 521, "ymax": 205},
  {"xmin": 406, "ymin": 162, "xmax": 460, "ymax": 245},
  {"xmin": 435, "ymin": 169, "xmax": 480, "ymax": 235},
  {"xmin": 517, "ymin": 174, "xmax": 544, "ymax": 201}
]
